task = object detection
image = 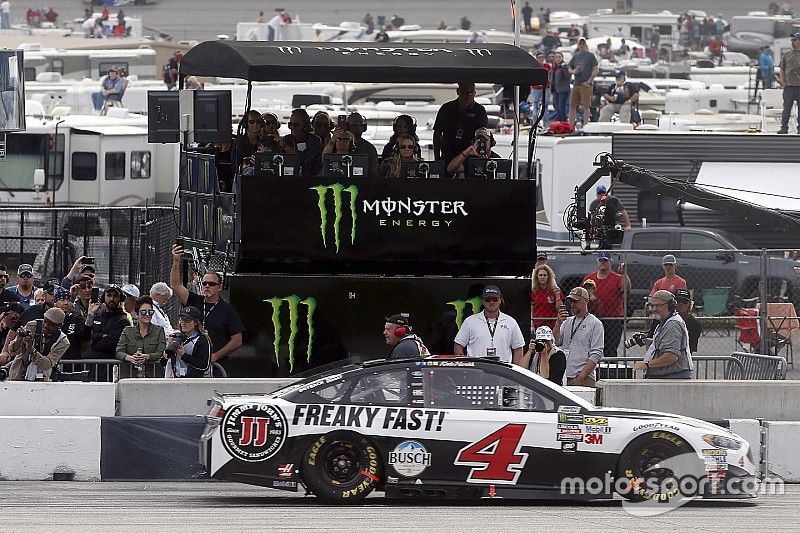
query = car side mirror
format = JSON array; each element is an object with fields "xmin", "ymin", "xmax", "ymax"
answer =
[{"xmin": 716, "ymin": 251, "xmax": 734, "ymax": 263}]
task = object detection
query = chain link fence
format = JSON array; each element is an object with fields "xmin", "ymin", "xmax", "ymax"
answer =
[{"xmin": 540, "ymin": 249, "xmax": 800, "ymax": 367}]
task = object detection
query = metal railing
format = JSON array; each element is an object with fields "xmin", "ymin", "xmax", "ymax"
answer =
[
  {"xmin": 597, "ymin": 355, "xmax": 745, "ymax": 380},
  {"xmin": 56, "ymin": 359, "xmax": 227, "ymax": 382}
]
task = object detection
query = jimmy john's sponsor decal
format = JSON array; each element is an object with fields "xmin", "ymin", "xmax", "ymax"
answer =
[
  {"xmin": 292, "ymin": 405, "xmax": 447, "ymax": 431},
  {"xmin": 221, "ymin": 404, "xmax": 287, "ymax": 463},
  {"xmin": 388, "ymin": 440, "xmax": 431, "ymax": 477},
  {"xmin": 557, "ymin": 433, "xmax": 584, "ymax": 442},
  {"xmin": 585, "ymin": 425, "xmax": 611, "ymax": 434},
  {"xmin": 633, "ymin": 422, "xmax": 680, "ymax": 432},
  {"xmin": 558, "ymin": 413, "xmax": 584, "ymax": 424},
  {"xmin": 583, "ymin": 416, "xmax": 608, "ymax": 426}
]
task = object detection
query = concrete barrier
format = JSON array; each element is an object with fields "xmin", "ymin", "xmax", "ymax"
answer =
[
  {"xmin": 597, "ymin": 380, "xmax": 800, "ymax": 421},
  {"xmin": 566, "ymin": 386, "xmax": 596, "ymax": 405},
  {"xmin": 0, "ymin": 417, "xmax": 101, "ymax": 480},
  {"xmin": 0, "ymin": 382, "xmax": 116, "ymax": 416},
  {"xmin": 115, "ymin": 378, "xmax": 300, "ymax": 416},
  {"xmin": 765, "ymin": 421, "xmax": 800, "ymax": 482}
]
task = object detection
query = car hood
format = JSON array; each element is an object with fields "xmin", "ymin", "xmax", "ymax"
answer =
[{"xmin": 590, "ymin": 406, "xmax": 734, "ymax": 434}]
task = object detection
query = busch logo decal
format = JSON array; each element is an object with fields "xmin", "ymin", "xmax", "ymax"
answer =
[
  {"xmin": 447, "ymin": 297, "xmax": 482, "ymax": 329},
  {"xmin": 222, "ymin": 404, "xmax": 287, "ymax": 462},
  {"xmin": 310, "ymin": 183, "xmax": 359, "ymax": 253},
  {"xmin": 265, "ymin": 295, "xmax": 317, "ymax": 372},
  {"xmin": 388, "ymin": 440, "xmax": 431, "ymax": 477}
]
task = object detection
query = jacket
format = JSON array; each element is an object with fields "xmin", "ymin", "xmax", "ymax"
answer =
[
  {"xmin": 84, "ymin": 307, "xmax": 128, "ymax": 359},
  {"xmin": 115, "ymin": 324, "xmax": 166, "ymax": 378},
  {"xmin": 8, "ymin": 319, "xmax": 70, "ymax": 380}
]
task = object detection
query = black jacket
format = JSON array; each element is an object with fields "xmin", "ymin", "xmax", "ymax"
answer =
[
  {"xmin": 84, "ymin": 308, "xmax": 128, "ymax": 359},
  {"xmin": 61, "ymin": 312, "xmax": 87, "ymax": 360}
]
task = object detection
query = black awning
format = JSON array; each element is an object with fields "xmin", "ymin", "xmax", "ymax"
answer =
[{"xmin": 179, "ymin": 40, "xmax": 546, "ymax": 85}]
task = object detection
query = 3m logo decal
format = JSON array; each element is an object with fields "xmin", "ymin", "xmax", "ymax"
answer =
[
  {"xmin": 454, "ymin": 424, "xmax": 528, "ymax": 484},
  {"xmin": 447, "ymin": 297, "xmax": 483, "ymax": 329},
  {"xmin": 584, "ymin": 434, "xmax": 604, "ymax": 445},
  {"xmin": 222, "ymin": 404, "xmax": 287, "ymax": 462},
  {"xmin": 310, "ymin": 183, "xmax": 359, "ymax": 253},
  {"xmin": 265, "ymin": 295, "xmax": 317, "ymax": 372}
]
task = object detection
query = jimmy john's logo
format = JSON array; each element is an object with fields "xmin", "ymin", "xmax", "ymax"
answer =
[
  {"xmin": 447, "ymin": 297, "xmax": 482, "ymax": 329},
  {"xmin": 265, "ymin": 295, "xmax": 317, "ymax": 372},
  {"xmin": 222, "ymin": 404, "xmax": 287, "ymax": 462},
  {"xmin": 388, "ymin": 440, "xmax": 431, "ymax": 477}
]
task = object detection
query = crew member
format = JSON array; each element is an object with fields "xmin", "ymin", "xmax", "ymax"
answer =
[
  {"xmin": 383, "ymin": 313, "xmax": 429, "ymax": 359},
  {"xmin": 589, "ymin": 185, "xmax": 631, "ymax": 232},
  {"xmin": 633, "ymin": 290, "xmax": 694, "ymax": 379},
  {"xmin": 446, "ymin": 127, "xmax": 501, "ymax": 177},
  {"xmin": 433, "ymin": 82, "xmax": 488, "ymax": 164},
  {"xmin": 453, "ymin": 285, "xmax": 525, "ymax": 363}
]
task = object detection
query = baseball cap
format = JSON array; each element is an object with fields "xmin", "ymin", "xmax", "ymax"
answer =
[
  {"xmin": 597, "ymin": 251, "xmax": 612, "ymax": 261},
  {"xmin": 482, "ymin": 285, "xmax": 502, "ymax": 299},
  {"xmin": 675, "ymin": 288, "xmax": 691, "ymax": 302},
  {"xmin": 104, "ymin": 284, "xmax": 125, "ymax": 297},
  {"xmin": 54, "ymin": 286, "xmax": 71, "ymax": 301},
  {"xmin": 536, "ymin": 251, "xmax": 547, "ymax": 260},
  {"xmin": 567, "ymin": 286, "xmax": 590, "ymax": 300},
  {"xmin": 791, "ymin": 31, "xmax": 800, "ymax": 39},
  {"xmin": 43, "ymin": 307, "xmax": 66, "ymax": 325},
  {"xmin": 121, "ymin": 283, "xmax": 140, "ymax": 299},
  {"xmin": 582, "ymin": 279, "xmax": 596, "ymax": 289},
  {"xmin": 578, "ymin": 37, "xmax": 587, "ymax": 44},
  {"xmin": 614, "ymin": 69, "xmax": 626, "ymax": 78},
  {"xmin": 535, "ymin": 325, "xmax": 554, "ymax": 341},
  {"xmin": 596, "ymin": 185, "xmax": 607, "ymax": 194},
  {"xmin": 43, "ymin": 278, "xmax": 60, "ymax": 294},
  {"xmin": 80, "ymin": 264, "xmax": 96, "ymax": 274},
  {"xmin": 474, "ymin": 127, "xmax": 493, "ymax": 139},
  {"xmin": 17, "ymin": 264, "xmax": 33, "ymax": 275},
  {"xmin": 179, "ymin": 306, "xmax": 203, "ymax": 322},
  {"xmin": 649, "ymin": 289, "xmax": 675, "ymax": 304},
  {"xmin": 346, "ymin": 112, "xmax": 366, "ymax": 126},
  {"xmin": 386, "ymin": 313, "xmax": 411, "ymax": 326},
  {"xmin": 662, "ymin": 254, "xmax": 677, "ymax": 265}
]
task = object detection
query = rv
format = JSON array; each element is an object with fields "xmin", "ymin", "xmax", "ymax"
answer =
[{"xmin": 19, "ymin": 43, "xmax": 157, "ymax": 81}]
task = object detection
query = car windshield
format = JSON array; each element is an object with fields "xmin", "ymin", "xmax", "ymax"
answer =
[{"xmin": 715, "ymin": 230, "xmax": 757, "ymax": 255}]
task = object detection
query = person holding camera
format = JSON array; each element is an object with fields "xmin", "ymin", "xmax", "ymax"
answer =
[
  {"xmin": 115, "ymin": 296, "xmax": 166, "ymax": 378},
  {"xmin": 83, "ymin": 285, "xmax": 129, "ymax": 381},
  {"xmin": 554, "ymin": 286, "xmax": 604, "ymax": 387},
  {"xmin": 383, "ymin": 313, "xmax": 429, "ymax": 359},
  {"xmin": 517, "ymin": 325, "xmax": 566, "ymax": 386},
  {"xmin": 161, "ymin": 306, "xmax": 212, "ymax": 378},
  {"xmin": 632, "ymin": 290, "xmax": 694, "ymax": 379},
  {"xmin": 0, "ymin": 301, "xmax": 23, "ymax": 362},
  {"xmin": 5, "ymin": 308, "xmax": 69, "ymax": 381},
  {"xmin": 322, "ymin": 129, "xmax": 356, "ymax": 156},
  {"xmin": 60, "ymin": 256, "xmax": 96, "ymax": 290},
  {"xmin": 446, "ymin": 127, "xmax": 500, "ymax": 177}
]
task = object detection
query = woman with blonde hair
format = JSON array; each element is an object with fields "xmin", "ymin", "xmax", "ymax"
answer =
[
  {"xmin": 379, "ymin": 134, "xmax": 419, "ymax": 178},
  {"xmin": 530, "ymin": 263, "xmax": 562, "ymax": 330}
]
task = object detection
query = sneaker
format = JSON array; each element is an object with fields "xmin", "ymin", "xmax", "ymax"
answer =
[{"xmin": 777, "ymin": 128, "xmax": 788, "ymax": 134}]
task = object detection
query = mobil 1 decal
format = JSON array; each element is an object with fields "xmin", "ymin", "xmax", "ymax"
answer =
[
  {"xmin": 292, "ymin": 405, "xmax": 446, "ymax": 431},
  {"xmin": 222, "ymin": 404, "xmax": 287, "ymax": 462}
]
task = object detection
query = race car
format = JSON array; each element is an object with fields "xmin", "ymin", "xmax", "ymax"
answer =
[{"xmin": 200, "ymin": 357, "xmax": 757, "ymax": 503}]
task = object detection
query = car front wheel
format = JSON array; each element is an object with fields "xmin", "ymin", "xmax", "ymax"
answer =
[{"xmin": 301, "ymin": 431, "xmax": 382, "ymax": 503}]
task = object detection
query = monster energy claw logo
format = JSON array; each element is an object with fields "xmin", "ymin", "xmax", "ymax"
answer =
[
  {"xmin": 310, "ymin": 184, "xmax": 359, "ymax": 253},
  {"xmin": 447, "ymin": 297, "xmax": 483, "ymax": 328},
  {"xmin": 265, "ymin": 295, "xmax": 317, "ymax": 372}
]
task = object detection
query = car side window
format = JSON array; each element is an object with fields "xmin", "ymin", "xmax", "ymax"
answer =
[
  {"xmin": 284, "ymin": 369, "xmax": 409, "ymax": 406},
  {"xmin": 680, "ymin": 233, "xmax": 724, "ymax": 260},
  {"xmin": 422, "ymin": 366, "xmax": 554, "ymax": 411}
]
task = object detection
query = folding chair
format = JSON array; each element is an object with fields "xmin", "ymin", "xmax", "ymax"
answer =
[
  {"xmin": 100, "ymin": 77, "xmax": 128, "ymax": 116},
  {"xmin": 734, "ymin": 307, "xmax": 760, "ymax": 353},
  {"xmin": 698, "ymin": 288, "xmax": 730, "ymax": 337}
]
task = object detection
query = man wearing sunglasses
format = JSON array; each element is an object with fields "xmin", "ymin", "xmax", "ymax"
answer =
[
  {"xmin": 277, "ymin": 108, "xmax": 323, "ymax": 177},
  {"xmin": 777, "ymin": 31, "xmax": 800, "ymax": 134},
  {"xmin": 0, "ymin": 264, "xmax": 19, "ymax": 305},
  {"xmin": 454, "ymin": 285, "xmax": 525, "ymax": 363},
  {"xmin": 632, "ymin": 290, "xmax": 694, "ymax": 379},
  {"xmin": 170, "ymin": 244, "xmax": 243, "ymax": 371},
  {"xmin": 7, "ymin": 264, "xmax": 37, "ymax": 310}
]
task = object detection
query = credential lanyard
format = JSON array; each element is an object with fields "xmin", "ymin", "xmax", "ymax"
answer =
[
  {"xmin": 485, "ymin": 311, "xmax": 498, "ymax": 344},
  {"xmin": 570, "ymin": 316, "xmax": 587, "ymax": 342}
]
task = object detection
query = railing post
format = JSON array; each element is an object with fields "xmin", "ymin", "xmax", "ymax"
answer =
[
  {"xmin": 61, "ymin": 228, "xmax": 70, "ymax": 278},
  {"xmin": 759, "ymin": 248, "xmax": 769, "ymax": 355}
]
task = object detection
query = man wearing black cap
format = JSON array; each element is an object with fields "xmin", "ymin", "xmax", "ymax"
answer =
[
  {"xmin": 535, "ymin": 252, "xmax": 548, "ymax": 269},
  {"xmin": 675, "ymin": 288, "xmax": 702, "ymax": 353},
  {"xmin": 383, "ymin": 313, "xmax": 429, "ymax": 359},
  {"xmin": 83, "ymin": 284, "xmax": 128, "ymax": 380},
  {"xmin": 453, "ymin": 285, "xmax": 525, "ymax": 363},
  {"xmin": 598, "ymin": 70, "xmax": 639, "ymax": 123},
  {"xmin": 777, "ymin": 31, "xmax": 800, "ymax": 134},
  {"xmin": 346, "ymin": 112, "xmax": 379, "ymax": 178},
  {"xmin": 8, "ymin": 264, "xmax": 37, "ymax": 310},
  {"xmin": 61, "ymin": 256, "xmax": 96, "ymax": 290}
]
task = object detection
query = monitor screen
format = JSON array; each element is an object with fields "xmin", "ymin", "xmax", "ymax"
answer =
[
  {"xmin": 147, "ymin": 91, "xmax": 179, "ymax": 143},
  {"xmin": 400, "ymin": 160, "xmax": 446, "ymax": 179},
  {"xmin": 323, "ymin": 154, "xmax": 369, "ymax": 178},
  {"xmin": 254, "ymin": 152, "xmax": 301, "ymax": 177},
  {"xmin": 465, "ymin": 158, "xmax": 513, "ymax": 180},
  {"xmin": 193, "ymin": 90, "xmax": 232, "ymax": 144}
]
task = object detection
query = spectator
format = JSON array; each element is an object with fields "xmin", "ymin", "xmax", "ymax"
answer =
[
  {"xmin": 379, "ymin": 134, "xmax": 419, "ymax": 178},
  {"xmin": 522, "ymin": 2, "xmax": 533, "ymax": 34},
  {"xmin": 346, "ymin": 112, "xmax": 379, "ymax": 178},
  {"xmin": 531, "ymin": 264, "xmax": 562, "ymax": 330},
  {"xmin": 0, "ymin": 265, "xmax": 18, "ymax": 304},
  {"xmin": 633, "ymin": 290, "xmax": 694, "ymax": 379},
  {"xmin": 121, "ymin": 283, "xmax": 140, "ymax": 323},
  {"xmin": 71, "ymin": 275, "xmax": 95, "ymax": 319},
  {"xmin": 531, "ymin": 51, "xmax": 551, "ymax": 126},
  {"xmin": 54, "ymin": 286, "xmax": 84, "ymax": 362},
  {"xmin": 582, "ymin": 279, "xmax": 601, "ymax": 315},
  {"xmin": 567, "ymin": 24, "xmax": 581, "ymax": 40},
  {"xmin": 163, "ymin": 51, "xmax": 182, "ymax": 91},
  {"xmin": 518, "ymin": 325, "xmax": 567, "ymax": 386},
  {"xmin": 162, "ymin": 306, "xmax": 212, "ymax": 378},
  {"xmin": 383, "ymin": 313, "xmax": 429, "ymax": 358},
  {"xmin": 616, "ymin": 38, "xmax": 631, "ymax": 59},
  {"xmin": 363, "ymin": 12, "xmax": 375, "ymax": 34},
  {"xmin": 567, "ymin": 38, "xmax": 599, "ymax": 127},
  {"xmin": 433, "ymin": 82, "xmax": 488, "ymax": 164},
  {"xmin": 374, "ymin": 26, "xmax": 390, "ymax": 42},
  {"xmin": 589, "ymin": 185, "xmax": 631, "ymax": 231},
  {"xmin": 235, "ymin": 110, "xmax": 264, "ymax": 174},
  {"xmin": 649, "ymin": 254, "xmax": 687, "ymax": 296},
  {"xmin": 8, "ymin": 263, "xmax": 37, "ymax": 310},
  {"xmin": 33, "ymin": 288, "xmax": 45, "ymax": 306},
  {"xmin": 170, "ymin": 245, "xmax": 243, "ymax": 370},
  {"xmin": 185, "ymin": 76, "xmax": 202, "ymax": 90},
  {"xmin": 675, "ymin": 288, "xmax": 702, "ymax": 353},
  {"xmin": 280, "ymin": 108, "xmax": 323, "ymax": 178},
  {"xmin": 549, "ymin": 51, "xmax": 571, "ymax": 122},
  {"xmin": 758, "ymin": 46, "xmax": 775, "ymax": 91},
  {"xmin": 0, "ymin": 1, "xmax": 10, "ymax": 30},
  {"xmin": 91, "ymin": 68, "xmax": 123, "ymax": 112},
  {"xmin": 61, "ymin": 256, "xmax": 96, "ymax": 290},
  {"xmin": 598, "ymin": 70, "xmax": 639, "ymax": 123},
  {"xmin": 312, "ymin": 111, "xmax": 333, "ymax": 147},
  {"xmin": 777, "ymin": 32, "xmax": 800, "ymax": 135},
  {"xmin": 83, "ymin": 285, "xmax": 128, "ymax": 381},
  {"xmin": 460, "ymin": 15, "xmax": 471, "ymax": 30},
  {"xmin": 708, "ymin": 35, "xmax": 724, "ymax": 65},
  {"xmin": 267, "ymin": 11, "xmax": 283, "ymax": 41},
  {"xmin": 259, "ymin": 112, "xmax": 282, "ymax": 152},
  {"xmin": 381, "ymin": 114, "xmax": 420, "ymax": 160},
  {"xmin": 535, "ymin": 252, "xmax": 548, "ymax": 268},
  {"xmin": 554, "ymin": 286, "xmax": 604, "ymax": 387},
  {"xmin": 0, "ymin": 302, "xmax": 23, "ymax": 362},
  {"xmin": 116, "ymin": 296, "xmax": 165, "ymax": 378},
  {"xmin": 446, "ymin": 127, "xmax": 500, "ymax": 177},
  {"xmin": 15, "ymin": 278, "xmax": 58, "ymax": 328},
  {"xmin": 454, "ymin": 285, "xmax": 525, "ymax": 363},
  {"xmin": 583, "ymin": 251, "xmax": 630, "ymax": 358},
  {"xmin": 149, "ymin": 282, "xmax": 176, "ymax": 336},
  {"xmin": 6, "ymin": 308, "xmax": 69, "ymax": 381},
  {"xmin": 541, "ymin": 32, "xmax": 561, "ymax": 52},
  {"xmin": 322, "ymin": 129, "xmax": 356, "ymax": 156}
]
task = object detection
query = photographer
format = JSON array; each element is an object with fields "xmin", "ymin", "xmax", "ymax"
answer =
[
  {"xmin": 0, "ymin": 301, "xmax": 23, "ymax": 362},
  {"xmin": 632, "ymin": 290, "xmax": 694, "ymax": 379},
  {"xmin": 516, "ymin": 326, "xmax": 566, "ymax": 386},
  {"xmin": 161, "ymin": 306, "xmax": 212, "ymax": 378},
  {"xmin": 6, "ymin": 308, "xmax": 69, "ymax": 381},
  {"xmin": 116, "ymin": 296, "xmax": 165, "ymax": 378},
  {"xmin": 446, "ymin": 127, "xmax": 501, "ymax": 178}
]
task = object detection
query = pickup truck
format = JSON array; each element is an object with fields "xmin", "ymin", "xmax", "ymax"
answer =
[{"xmin": 545, "ymin": 227, "xmax": 800, "ymax": 313}]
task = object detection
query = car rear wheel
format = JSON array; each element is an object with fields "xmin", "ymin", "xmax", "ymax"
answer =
[
  {"xmin": 617, "ymin": 431, "xmax": 700, "ymax": 502},
  {"xmin": 301, "ymin": 431, "xmax": 382, "ymax": 503}
]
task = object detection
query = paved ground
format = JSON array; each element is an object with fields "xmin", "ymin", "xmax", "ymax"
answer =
[{"xmin": 1, "ymin": 481, "xmax": 797, "ymax": 532}]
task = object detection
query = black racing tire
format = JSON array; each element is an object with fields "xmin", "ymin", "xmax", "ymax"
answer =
[
  {"xmin": 616, "ymin": 431, "xmax": 699, "ymax": 502},
  {"xmin": 301, "ymin": 431, "xmax": 382, "ymax": 503}
]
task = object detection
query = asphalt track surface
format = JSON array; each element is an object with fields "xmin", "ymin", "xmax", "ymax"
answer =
[{"xmin": 1, "ymin": 481, "xmax": 797, "ymax": 532}]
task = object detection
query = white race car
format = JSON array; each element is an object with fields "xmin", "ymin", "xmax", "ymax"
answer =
[{"xmin": 200, "ymin": 357, "xmax": 757, "ymax": 503}]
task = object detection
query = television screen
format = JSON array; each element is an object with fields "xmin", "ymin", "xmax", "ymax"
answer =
[
  {"xmin": 465, "ymin": 158, "xmax": 513, "ymax": 180},
  {"xmin": 400, "ymin": 160, "xmax": 446, "ymax": 179},
  {"xmin": 147, "ymin": 91, "xmax": 179, "ymax": 143},
  {"xmin": 323, "ymin": 154, "xmax": 369, "ymax": 178},
  {"xmin": 193, "ymin": 90, "xmax": 232, "ymax": 144}
]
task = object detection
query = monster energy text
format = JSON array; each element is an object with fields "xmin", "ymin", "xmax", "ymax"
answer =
[{"xmin": 265, "ymin": 295, "xmax": 317, "ymax": 372}]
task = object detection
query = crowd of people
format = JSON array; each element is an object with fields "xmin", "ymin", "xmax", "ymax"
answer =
[
  {"xmin": 81, "ymin": 6, "xmax": 129, "ymax": 38},
  {"xmin": 0, "ymin": 248, "xmax": 243, "ymax": 382}
]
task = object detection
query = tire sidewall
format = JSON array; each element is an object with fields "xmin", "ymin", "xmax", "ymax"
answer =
[
  {"xmin": 617, "ymin": 431, "xmax": 694, "ymax": 502},
  {"xmin": 301, "ymin": 431, "xmax": 382, "ymax": 503}
]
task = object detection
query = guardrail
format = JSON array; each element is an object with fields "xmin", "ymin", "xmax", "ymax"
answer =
[
  {"xmin": 57, "ymin": 359, "xmax": 227, "ymax": 382},
  {"xmin": 598, "ymin": 355, "xmax": 745, "ymax": 380}
]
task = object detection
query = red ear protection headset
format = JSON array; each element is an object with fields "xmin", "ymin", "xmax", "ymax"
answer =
[
  {"xmin": 388, "ymin": 313, "xmax": 412, "ymax": 337},
  {"xmin": 394, "ymin": 324, "xmax": 410, "ymax": 337}
]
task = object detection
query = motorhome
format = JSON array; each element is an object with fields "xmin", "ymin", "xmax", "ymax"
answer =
[
  {"xmin": 725, "ymin": 14, "xmax": 800, "ymax": 57},
  {"xmin": 19, "ymin": 43, "xmax": 157, "ymax": 81},
  {"xmin": 584, "ymin": 10, "xmax": 694, "ymax": 47}
]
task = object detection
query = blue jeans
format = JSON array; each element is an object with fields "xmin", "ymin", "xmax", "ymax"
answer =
[
  {"xmin": 551, "ymin": 92, "xmax": 570, "ymax": 122},
  {"xmin": 0, "ymin": 13, "xmax": 9, "ymax": 29},
  {"xmin": 91, "ymin": 91, "xmax": 105, "ymax": 110},
  {"xmin": 781, "ymin": 86, "xmax": 800, "ymax": 131},
  {"xmin": 531, "ymin": 88, "xmax": 548, "ymax": 124}
]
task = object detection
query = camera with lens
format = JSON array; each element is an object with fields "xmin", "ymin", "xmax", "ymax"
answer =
[
  {"xmin": 476, "ymin": 136, "xmax": 488, "ymax": 157},
  {"xmin": 16, "ymin": 327, "xmax": 32, "ymax": 338},
  {"xmin": 0, "ymin": 365, "xmax": 9, "ymax": 381},
  {"xmin": 534, "ymin": 341, "xmax": 546, "ymax": 353},
  {"xmin": 624, "ymin": 332, "xmax": 647, "ymax": 349},
  {"xmin": 165, "ymin": 332, "xmax": 186, "ymax": 357}
]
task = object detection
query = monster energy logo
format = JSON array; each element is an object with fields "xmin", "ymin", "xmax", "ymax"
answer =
[
  {"xmin": 265, "ymin": 295, "xmax": 317, "ymax": 373},
  {"xmin": 310, "ymin": 184, "xmax": 359, "ymax": 253},
  {"xmin": 447, "ymin": 297, "xmax": 483, "ymax": 328}
]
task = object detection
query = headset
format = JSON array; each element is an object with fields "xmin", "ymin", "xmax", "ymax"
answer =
[
  {"xmin": 666, "ymin": 294, "xmax": 677, "ymax": 313},
  {"xmin": 392, "ymin": 134, "xmax": 417, "ymax": 155},
  {"xmin": 312, "ymin": 111, "xmax": 332, "ymax": 131},
  {"xmin": 290, "ymin": 108, "xmax": 313, "ymax": 133},
  {"xmin": 388, "ymin": 313, "xmax": 412, "ymax": 337},
  {"xmin": 393, "ymin": 114, "xmax": 417, "ymax": 135},
  {"xmin": 261, "ymin": 112, "xmax": 281, "ymax": 129}
]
